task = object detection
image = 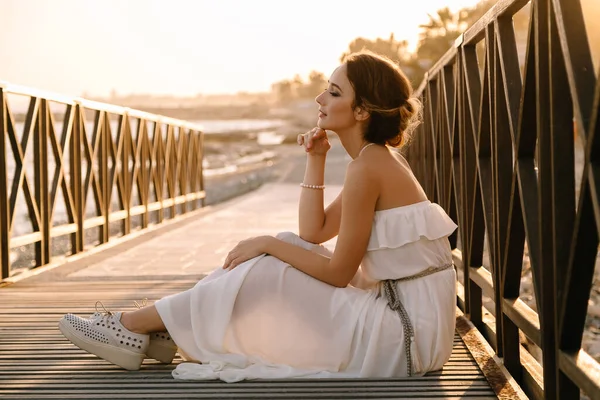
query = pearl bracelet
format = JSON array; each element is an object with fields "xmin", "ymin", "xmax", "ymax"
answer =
[{"xmin": 300, "ymin": 183, "xmax": 325, "ymax": 190}]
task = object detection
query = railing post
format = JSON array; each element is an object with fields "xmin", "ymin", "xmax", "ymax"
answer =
[
  {"xmin": 0, "ymin": 87, "xmax": 10, "ymax": 279},
  {"xmin": 70, "ymin": 104, "xmax": 83, "ymax": 254},
  {"xmin": 100, "ymin": 112, "xmax": 109, "ymax": 244},
  {"xmin": 34, "ymin": 99, "xmax": 50, "ymax": 267},
  {"xmin": 122, "ymin": 113, "xmax": 131, "ymax": 235},
  {"xmin": 459, "ymin": 47, "xmax": 483, "ymax": 327},
  {"xmin": 548, "ymin": 0, "xmax": 579, "ymax": 397},
  {"xmin": 535, "ymin": 0, "xmax": 558, "ymax": 398}
]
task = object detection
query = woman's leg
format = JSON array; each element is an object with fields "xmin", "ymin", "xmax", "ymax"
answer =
[{"xmin": 120, "ymin": 305, "xmax": 166, "ymax": 334}]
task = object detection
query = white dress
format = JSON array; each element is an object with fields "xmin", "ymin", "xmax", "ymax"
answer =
[{"xmin": 155, "ymin": 200, "xmax": 458, "ymax": 382}]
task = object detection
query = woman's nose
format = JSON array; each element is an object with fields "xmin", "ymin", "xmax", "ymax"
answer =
[{"xmin": 315, "ymin": 91, "xmax": 324, "ymax": 105}]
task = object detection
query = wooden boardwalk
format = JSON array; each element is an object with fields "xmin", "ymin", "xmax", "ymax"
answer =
[
  {"xmin": 0, "ymin": 278, "xmax": 497, "ymax": 399},
  {"xmin": 0, "ymin": 145, "xmax": 515, "ymax": 399}
]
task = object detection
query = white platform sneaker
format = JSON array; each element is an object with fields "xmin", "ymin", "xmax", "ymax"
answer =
[
  {"xmin": 59, "ymin": 306, "xmax": 149, "ymax": 371},
  {"xmin": 147, "ymin": 331, "xmax": 177, "ymax": 364}
]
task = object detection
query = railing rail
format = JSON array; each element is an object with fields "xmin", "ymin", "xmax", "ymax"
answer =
[
  {"xmin": 0, "ymin": 83, "xmax": 206, "ymax": 279},
  {"xmin": 407, "ymin": 0, "xmax": 599, "ymax": 398}
]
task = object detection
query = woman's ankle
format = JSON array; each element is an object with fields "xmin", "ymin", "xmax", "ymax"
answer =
[{"xmin": 119, "ymin": 312, "xmax": 147, "ymax": 334}]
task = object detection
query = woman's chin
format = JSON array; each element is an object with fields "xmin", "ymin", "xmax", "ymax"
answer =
[{"xmin": 317, "ymin": 120, "xmax": 329, "ymax": 130}]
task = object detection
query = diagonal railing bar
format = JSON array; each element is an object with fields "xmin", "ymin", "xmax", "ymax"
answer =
[
  {"xmin": 426, "ymin": 79, "xmax": 440, "ymax": 201},
  {"xmin": 422, "ymin": 84, "xmax": 434, "ymax": 198},
  {"xmin": 478, "ymin": 27, "xmax": 495, "ymax": 266},
  {"xmin": 107, "ymin": 114, "xmax": 126, "ymax": 215},
  {"xmin": 174, "ymin": 127, "xmax": 185, "ymax": 201},
  {"xmin": 7, "ymin": 98, "xmax": 41, "ymax": 233},
  {"xmin": 187, "ymin": 131, "xmax": 198, "ymax": 202},
  {"xmin": 99, "ymin": 111, "xmax": 110, "ymax": 243},
  {"xmin": 104, "ymin": 114, "xmax": 116, "ymax": 216},
  {"xmin": 47, "ymin": 104, "xmax": 76, "ymax": 225},
  {"xmin": 130, "ymin": 118, "xmax": 144, "ymax": 208},
  {"xmin": 407, "ymin": 0, "xmax": 600, "ymax": 398},
  {"xmin": 145, "ymin": 121, "xmax": 156, "ymax": 205},
  {"xmin": 496, "ymin": 14, "xmax": 524, "ymax": 145},
  {"xmin": 174, "ymin": 128, "xmax": 185, "ymax": 202},
  {"xmin": 502, "ymin": 169, "xmax": 527, "ymax": 380},
  {"xmin": 440, "ymin": 65, "xmax": 455, "ymax": 212},
  {"xmin": 139, "ymin": 120, "xmax": 150, "ymax": 228},
  {"xmin": 463, "ymin": 45, "xmax": 487, "ymax": 276},
  {"xmin": 551, "ymin": 0, "xmax": 596, "ymax": 138},
  {"xmin": 516, "ymin": 13, "xmax": 543, "ymax": 310},
  {"xmin": 120, "ymin": 115, "xmax": 132, "ymax": 235},
  {"xmin": 147, "ymin": 122, "xmax": 158, "ymax": 204},
  {"xmin": 163, "ymin": 125, "xmax": 175, "ymax": 204},
  {"xmin": 449, "ymin": 66, "xmax": 461, "ymax": 251},
  {"xmin": 151, "ymin": 123, "xmax": 165, "ymax": 222},
  {"xmin": 81, "ymin": 109, "xmax": 105, "ymax": 218}
]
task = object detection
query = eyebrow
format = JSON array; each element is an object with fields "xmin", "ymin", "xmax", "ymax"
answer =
[{"xmin": 328, "ymin": 81, "xmax": 343, "ymax": 93}]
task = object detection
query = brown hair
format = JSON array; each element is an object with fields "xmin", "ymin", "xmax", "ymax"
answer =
[{"xmin": 343, "ymin": 50, "xmax": 421, "ymax": 148}]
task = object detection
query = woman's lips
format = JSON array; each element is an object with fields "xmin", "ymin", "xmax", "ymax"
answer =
[{"xmin": 318, "ymin": 111, "xmax": 326, "ymax": 118}]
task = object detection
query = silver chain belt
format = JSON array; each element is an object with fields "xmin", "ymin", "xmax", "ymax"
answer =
[{"xmin": 380, "ymin": 263, "xmax": 454, "ymax": 376}]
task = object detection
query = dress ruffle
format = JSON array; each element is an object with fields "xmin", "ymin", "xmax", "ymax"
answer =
[{"xmin": 367, "ymin": 201, "xmax": 458, "ymax": 251}]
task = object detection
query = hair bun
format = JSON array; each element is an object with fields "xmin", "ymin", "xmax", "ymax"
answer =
[
  {"xmin": 393, "ymin": 97, "xmax": 421, "ymax": 147},
  {"xmin": 343, "ymin": 50, "xmax": 422, "ymax": 148}
]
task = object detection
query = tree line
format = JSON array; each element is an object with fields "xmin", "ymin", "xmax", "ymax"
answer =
[{"xmin": 271, "ymin": 0, "xmax": 530, "ymax": 103}]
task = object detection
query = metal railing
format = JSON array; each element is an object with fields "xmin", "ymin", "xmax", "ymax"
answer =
[
  {"xmin": 0, "ymin": 83, "xmax": 205, "ymax": 279},
  {"xmin": 407, "ymin": 0, "xmax": 599, "ymax": 398}
]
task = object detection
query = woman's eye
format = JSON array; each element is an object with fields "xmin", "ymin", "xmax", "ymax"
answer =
[{"xmin": 323, "ymin": 88, "xmax": 340, "ymax": 97}]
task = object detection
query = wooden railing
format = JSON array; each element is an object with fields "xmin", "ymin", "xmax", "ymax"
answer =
[
  {"xmin": 0, "ymin": 83, "xmax": 205, "ymax": 279},
  {"xmin": 407, "ymin": 0, "xmax": 599, "ymax": 398}
]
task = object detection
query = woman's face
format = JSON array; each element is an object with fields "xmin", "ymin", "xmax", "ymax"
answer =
[{"xmin": 314, "ymin": 64, "xmax": 357, "ymax": 132}]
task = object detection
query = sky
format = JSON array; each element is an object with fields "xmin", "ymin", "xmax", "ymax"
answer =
[{"xmin": 0, "ymin": 0, "xmax": 482, "ymax": 97}]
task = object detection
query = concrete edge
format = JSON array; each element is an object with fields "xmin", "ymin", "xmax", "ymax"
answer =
[
  {"xmin": 0, "ymin": 184, "xmax": 280, "ymax": 287},
  {"xmin": 454, "ymin": 308, "xmax": 529, "ymax": 399}
]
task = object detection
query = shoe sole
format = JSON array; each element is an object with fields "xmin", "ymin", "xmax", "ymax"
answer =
[
  {"xmin": 59, "ymin": 319, "xmax": 144, "ymax": 371},
  {"xmin": 146, "ymin": 343, "xmax": 177, "ymax": 364}
]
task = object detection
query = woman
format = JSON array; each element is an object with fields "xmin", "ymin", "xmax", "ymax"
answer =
[{"xmin": 59, "ymin": 50, "xmax": 458, "ymax": 382}]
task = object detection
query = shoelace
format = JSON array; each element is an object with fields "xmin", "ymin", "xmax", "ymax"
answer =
[
  {"xmin": 90, "ymin": 301, "xmax": 117, "ymax": 326},
  {"xmin": 133, "ymin": 298, "xmax": 148, "ymax": 309}
]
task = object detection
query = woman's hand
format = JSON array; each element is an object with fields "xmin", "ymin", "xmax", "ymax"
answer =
[
  {"xmin": 297, "ymin": 127, "xmax": 330, "ymax": 156},
  {"xmin": 223, "ymin": 236, "xmax": 271, "ymax": 270}
]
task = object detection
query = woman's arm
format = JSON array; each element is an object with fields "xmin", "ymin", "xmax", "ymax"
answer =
[
  {"xmin": 297, "ymin": 128, "xmax": 342, "ymax": 244},
  {"xmin": 298, "ymin": 155, "xmax": 343, "ymax": 244},
  {"xmin": 266, "ymin": 161, "xmax": 377, "ymax": 287},
  {"xmin": 298, "ymin": 153, "xmax": 326, "ymax": 240}
]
